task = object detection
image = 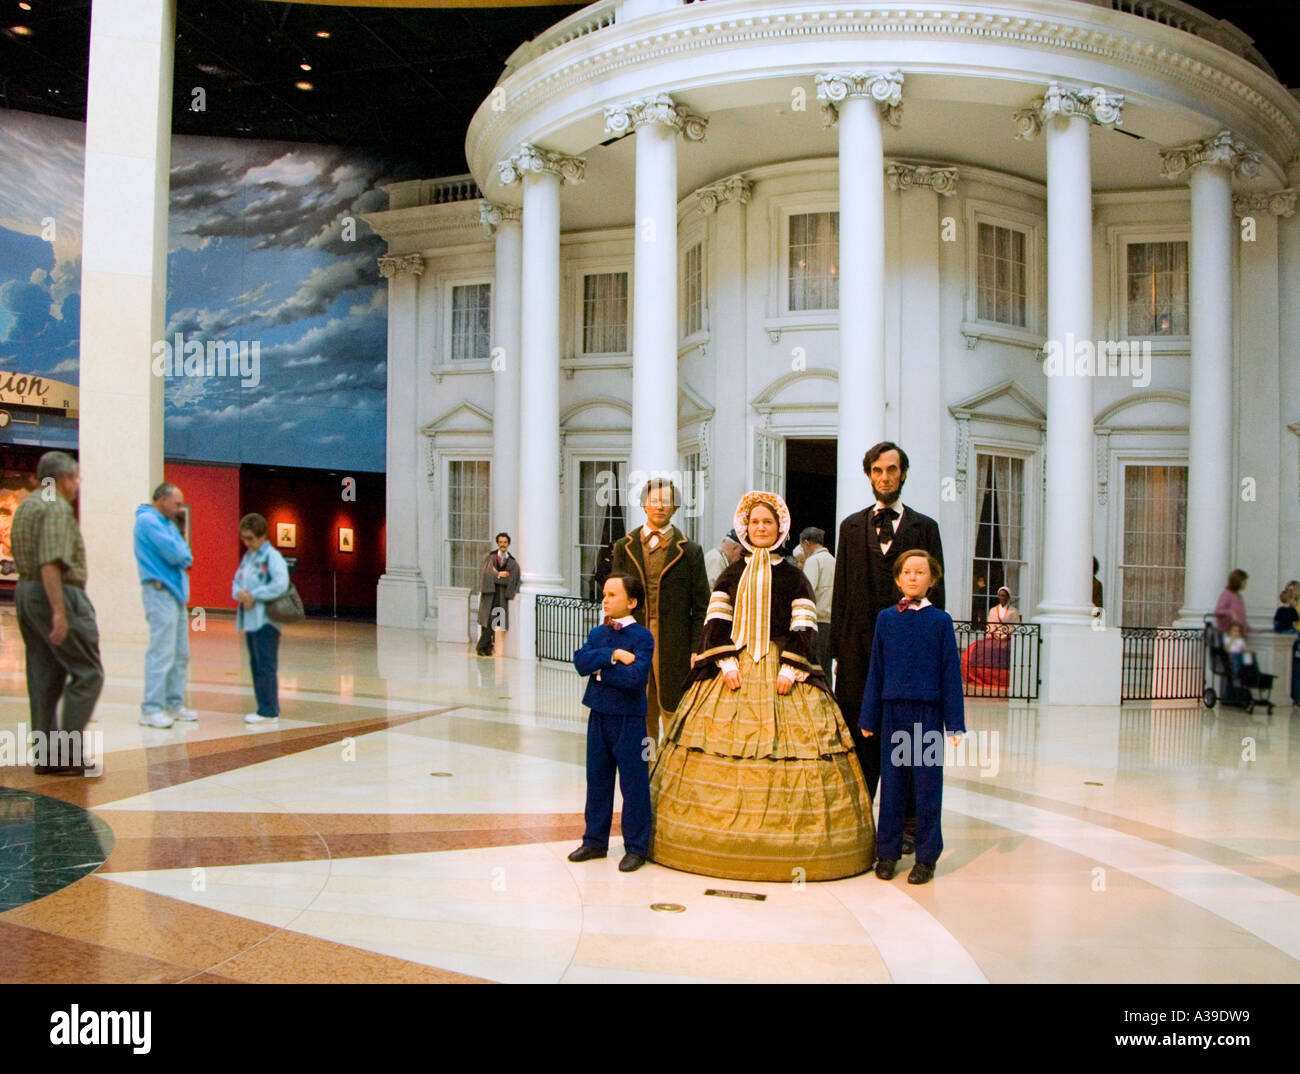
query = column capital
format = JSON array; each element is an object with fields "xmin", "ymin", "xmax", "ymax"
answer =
[
  {"xmin": 497, "ymin": 143, "xmax": 586, "ymax": 187},
  {"xmin": 1231, "ymin": 188, "xmax": 1296, "ymax": 217},
  {"xmin": 694, "ymin": 173, "xmax": 753, "ymax": 214},
  {"xmin": 885, "ymin": 161, "xmax": 958, "ymax": 196},
  {"xmin": 814, "ymin": 71, "xmax": 903, "ymax": 129},
  {"xmin": 604, "ymin": 93, "xmax": 708, "ymax": 141},
  {"xmin": 1160, "ymin": 130, "xmax": 1260, "ymax": 181},
  {"xmin": 1013, "ymin": 82, "xmax": 1124, "ymax": 139},
  {"xmin": 480, "ymin": 201, "xmax": 522, "ymax": 236},
  {"xmin": 377, "ymin": 253, "xmax": 425, "ymax": 279}
]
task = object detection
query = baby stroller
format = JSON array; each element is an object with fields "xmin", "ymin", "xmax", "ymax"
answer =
[{"xmin": 1202, "ymin": 620, "xmax": 1275, "ymax": 715}]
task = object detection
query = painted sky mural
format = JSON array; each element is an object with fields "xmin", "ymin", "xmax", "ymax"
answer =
[{"xmin": 0, "ymin": 108, "xmax": 409, "ymax": 471}]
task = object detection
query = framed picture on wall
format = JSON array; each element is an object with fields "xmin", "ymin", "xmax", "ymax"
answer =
[
  {"xmin": 175, "ymin": 503, "xmax": 192, "ymax": 546},
  {"xmin": 276, "ymin": 522, "xmax": 296, "ymax": 549},
  {"xmin": 338, "ymin": 527, "xmax": 354, "ymax": 553}
]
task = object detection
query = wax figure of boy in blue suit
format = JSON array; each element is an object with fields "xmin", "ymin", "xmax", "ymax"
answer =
[
  {"xmin": 569, "ymin": 573, "xmax": 656, "ymax": 873},
  {"xmin": 859, "ymin": 550, "xmax": 966, "ymax": 885}
]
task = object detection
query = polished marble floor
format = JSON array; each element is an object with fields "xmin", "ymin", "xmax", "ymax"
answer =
[{"xmin": 0, "ymin": 607, "xmax": 1296, "ymax": 983}]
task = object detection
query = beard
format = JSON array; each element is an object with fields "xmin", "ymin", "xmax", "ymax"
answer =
[{"xmin": 871, "ymin": 476, "xmax": 905, "ymax": 506}]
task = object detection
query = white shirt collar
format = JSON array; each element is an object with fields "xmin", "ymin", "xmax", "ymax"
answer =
[
  {"xmin": 902, "ymin": 597, "xmax": 932, "ymax": 611},
  {"xmin": 874, "ymin": 500, "xmax": 906, "ymax": 519},
  {"xmin": 611, "ymin": 614, "xmax": 636, "ymax": 627}
]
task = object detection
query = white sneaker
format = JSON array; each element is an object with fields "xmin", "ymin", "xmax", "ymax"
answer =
[
  {"xmin": 139, "ymin": 711, "xmax": 175, "ymax": 728},
  {"xmin": 166, "ymin": 707, "xmax": 199, "ymax": 721},
  {"xmin": 243, "ymin": 712, "xmax": 279, "ymax": 725}
]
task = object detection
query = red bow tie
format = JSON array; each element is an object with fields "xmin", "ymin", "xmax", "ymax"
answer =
[
  {"xmin": 897, "ymin": 598, "xmax": 923, "ymax": 612},
  {"xmin": 603, "ymin": 617, "xmax": 624, "ymax": 631}
]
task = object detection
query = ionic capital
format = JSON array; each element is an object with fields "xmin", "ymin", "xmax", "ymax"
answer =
[
  {"xmin": 814, "ymin": 71, "xmax": 903, "ymax": 129},
  {"xmin": 1160, "ymin": 130, "xmax": 1260, "ymax": 181},
  {"xmin": 377, "ymin": 254, "xmax": 425, "ymax": 279},
  {"xmin": 497, "ymin": 144, "xmax": 586, "ymax": 187},
  {"xmin": 480, "ymin": 201, "xmax": 522, "ymax": 237},
  {"xmin": 604, "ymin": 93, "xmax": 708, "ymax": 141},
  {"xmin": 695, "ymin": 174, "xmax": 753, "ymax": 214},
  {"xmin": 1014, "ymin": 82, "xmax": 1125, "ymax": 139},
  {"xmin": 886, "ymin": 162, "xmax": 958, "ymax": 196},
  {"xmin": 1232, "ymin": 189, "xmax": 1297, "ymax": 217}
]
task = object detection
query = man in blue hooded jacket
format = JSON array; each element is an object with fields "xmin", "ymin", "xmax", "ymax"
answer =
[{"xmin": 134, "ymin": 483, "xmax": 195, "ymax": 728}]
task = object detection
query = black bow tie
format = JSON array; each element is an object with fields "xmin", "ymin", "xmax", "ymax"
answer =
[{"xmin": 874, "ymin": 507, "xmax": 897, "ymax": 537}]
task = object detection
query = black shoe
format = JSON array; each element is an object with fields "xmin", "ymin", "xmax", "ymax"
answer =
[
  {"xmin": 907, "ymin": 862, "xmax": 936, "ymax": 885},
  {"xmin": 618, "ymin": 853, "xmax": 646, "ymax": 872},
  {"xmin": 874, "ymin": 859, "xmax": 897, "ymax": 880},
  {"xmin": 567, "ymin": 845, "xmax": 607, "ymax": 863}
]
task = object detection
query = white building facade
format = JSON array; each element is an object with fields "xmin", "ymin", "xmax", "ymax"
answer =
[{"xmin": 367, "ymin": 0, "xmax": 1300, "ymax": 705}]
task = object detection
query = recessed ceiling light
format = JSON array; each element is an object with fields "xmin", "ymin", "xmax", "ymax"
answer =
[
  {"xmin": 10, "ymin": 24, "xmax": 32, "ymax": 35},
  {"xmin": 315, "ymin": 30, "xmax": 330, "ymax": 39},
  {"xmin": 300, "ymin": 62, "xmax": 312, "ymax": 72},
  {"xmin": 19, "ymin": 2, "xmax": 32, "ymax": 11},
  {"xmin": 295, "ymin": 81, "xmax": 313, "ymax": 91}
]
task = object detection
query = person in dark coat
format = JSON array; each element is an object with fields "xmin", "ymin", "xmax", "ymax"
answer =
[
  {"xmin": 611, "ymin": 478, "xmax": 709, "ymax": 743},
  {"xmin": 476, "ymin": 532, "xmax": 521, "ymax": 656},
  {"xmin": 831, "ymin": 441, "xmax": 945, "ymax": 853},
  {"xmin": 568, "ymin": 572, "xmax": 655, "ymax": 873},
  {"xmin": 859, "ymin": 550, "xmax": 965, "ymax": 886}
]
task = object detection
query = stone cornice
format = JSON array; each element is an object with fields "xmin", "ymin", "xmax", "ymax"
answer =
[
  {"xmin": 1160, "ymin": 130, "xmax": 1261, "ymax": 180},
  {"xmin": 886, "ymin": 162, "xmax": 958, "ymax": 196},
  {"xmin": 694, "ymin": 174, "xmax": 753, "ymax": 214},
  {"xmin": 480, "ymin": 201, "xmax": 523, "ymax": 236},
  {"xmin": 377, "ymin": 254, "xmax": 425, "ymax": 279},
  {"xmin": 1231, "ymin": 189, "xmax": 1298, "ymax": 217},
  {"xmin": 1013, "ymin": 82, "xmax": 1125, "ymax": 139},
  {"xmin": 466, "ymin": 1, "xmax": 1300, "ymax": 189},
  {"xmin": 604, "ymin": 93, "xmax": 708, "ymax": 141},
  {"xmin": 814, "ymin": 71, "xmax": 903, "ymax": 128},
  {"xmin": 497, "ymin": 143, "xmax": 586, "ymax": 187}
]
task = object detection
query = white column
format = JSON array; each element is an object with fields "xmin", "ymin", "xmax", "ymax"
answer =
[
  {"xmin": 698, "ymin": 176, "xmax": 753, "ymax": 539},
  {"xmin": 376, "ymin": 254, "xmax": 428, "ymax": 629},
  {"xmin": 79, "ymin": 0, "xmax": 175, "ymax": 639},
  {"xmin": 482, "ymin": 203, "xmax": 523, "ymax": 541},
  {"xmin": 1232, "ymin": 190, "xmax": 1291, "ymax": 625},
  {"xmin": 890, "ymin": 164, "xmax": 957, "ymax": 522},
  {"xmin": 816, "ymin": 72, "xmax": 900, "ymax": 528},
  {"xmin": 1278, "ymin": 163, "xmax": 1300, "ymax": 605},
  {"xmin": 1016, "ymin": 83, "xmax": 1125, "ymax": 704},
  {"xmin": 1161, "ymin": 132, "xmax": 1259, "ymax": 624},
  {"xmin": 499, "ymin": 145, "xmax": 585, "ymax": 659},
  {"xmin": 605, "ymin": 95, "xmax": 708, "ymax": 526}
]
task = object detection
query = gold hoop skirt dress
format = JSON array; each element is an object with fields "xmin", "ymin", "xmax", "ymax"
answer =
[{"xmin": 649, "ymin": 640, "xmax": 875, "ymax": 882}]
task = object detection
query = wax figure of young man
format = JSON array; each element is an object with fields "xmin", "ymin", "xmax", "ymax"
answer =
[
  {"xmin": 611, "ymin": 478, "xmax": 709, "ymax": 743},
  {"xmin": 830, "ymin": 442, "xmax": 945, "ymax": 856}
]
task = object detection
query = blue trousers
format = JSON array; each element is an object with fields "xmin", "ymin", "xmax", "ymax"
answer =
[
  {"xmin": 582, "ymin": 710, "xmax": 651, "ymax": 857},
  {"xmin": 141, "ymin": 584, "xmax": 189, "ymax": 714},
  {"xmin": 244, "ymin": 624, "xmax": 281, "ymax": 718},
  {"xmin": 878, "ymin": 701, "xmax": 946, "ymax": 865}
]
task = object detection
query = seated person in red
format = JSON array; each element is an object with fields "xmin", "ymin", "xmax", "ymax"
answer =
[
  {"xmin": 568, "ymin": 573, "xmax": 655, "ymax": 873},
  {"xmin": 859, "ymin": 550, "xmax": 965, "ymax": 886}
]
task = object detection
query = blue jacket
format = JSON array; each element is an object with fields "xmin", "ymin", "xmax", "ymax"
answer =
[
  {"xmin": 574, "ymin": 622, "xmax": 654, "ymax": 716},
  {"xmin": 859, "ymin": 605, "xmax": 966, "ymax": 736},
  {"xmin": 232, "ymin": 541, "xmax": 290, "ymax": 633},
  {"xmin": 133, "ymin": 505, "xmax": 193, "ymax": 604}
]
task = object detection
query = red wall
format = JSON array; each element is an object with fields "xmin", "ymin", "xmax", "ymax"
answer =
[
  {"xmin": 240, "ymin": 466, "xmax": 385, "ymax": 618},
  {"xmin": 165, "ymin": 462, "xmax": 241, "ymax": 609}
]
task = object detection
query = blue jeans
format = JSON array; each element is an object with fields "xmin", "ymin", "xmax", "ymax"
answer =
[
  {"xmin": 245, "ymin": 624, "xmax": 280, "ymax": 718},
  {"xmin": 141, "ymin": 584, "xmax": 189, "ymax": 715}
]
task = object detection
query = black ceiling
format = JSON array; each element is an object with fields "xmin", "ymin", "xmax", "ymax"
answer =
[{"xmin": 0, "ymin": 0, "xmax": 1295, "ymax": 179}]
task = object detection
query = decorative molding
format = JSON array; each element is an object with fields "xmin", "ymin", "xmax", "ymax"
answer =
[
  {"xmin": 885, "ymin": 162, "xmax": 958, "ymax": 196},
  {"xmin": 1232, "ymin": 188, "xmax": 1297, "ymax": 217},
  {"xmin": 480, "ymin": 201, "xmax": 522, "ymax": 236},
  {"xmin": 1095, "ymin": 429, "xmax": 1112, "ymax": 507},
  {"xmin": 814, "ymin": 71, "xmax": 904, "ymax": 128},
  {"xmin": 424, "ymin": 435, "xmax": 437, "ymax": 494},
  {"xmin": 954, "ymin": 414, "xmax": 970, "ymax": 496},
  {"xmin": 497, "ymin": 143, "xmax": 586, "ymax": 187},
  {"xmin": 1160, "ymin": 130, "xmax": 1261, "ymax": 180},
  {"xmin": 1013, "ymin": 82, "xmax": 1124, "ymax": 139},
  {"xmin": 695, "ymin": 174, "xmax": 753, "ymax": 214},
  {"xmin": 377, "ymin": 253, "xmax": 426, "ymax": 279},
  {"xmin": 603, "ymin": 93, "xmax": 708, "ymax": 141},
  {"xmin": 698, "ymin": 419, "xmax": 712, "ymax": 491}
]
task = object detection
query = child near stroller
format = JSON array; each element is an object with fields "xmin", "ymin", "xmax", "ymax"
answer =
[{"xmin": 1204, "ymin": 622, "xmax": 1275, "ymax": 714}]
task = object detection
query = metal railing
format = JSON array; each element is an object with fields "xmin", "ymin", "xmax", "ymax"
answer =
[
  {"xmin": 952, "ymin": 621, "xmax": 1041, "ymax": 700},
  {"xmin": 1119, "ymin": 625, "xmax": 1207, "ymax": 701},
  {"xmin": 536, "ymin": 595, "xmax": 604, "ymax": 662},
  {"xmin": 536, "ymin": 596, "xmax": 1042, "ymax": 699}
]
